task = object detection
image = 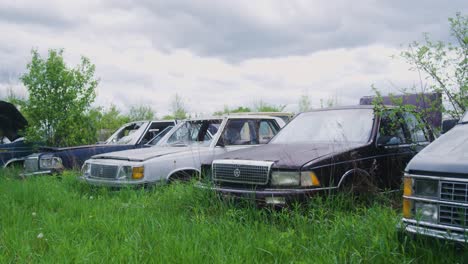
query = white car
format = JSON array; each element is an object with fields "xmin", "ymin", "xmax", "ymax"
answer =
[{"xmin": 80, "ymin": 115, "xmax": 285, "ymax": 187}]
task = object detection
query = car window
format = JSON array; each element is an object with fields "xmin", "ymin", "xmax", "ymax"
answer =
[
  {"xmin": 146, "ymin": 126, "xmax": 174, "ymax": 146},
  {"xmin": 461, "ymin": 111, "xmax": 468, "ymax": 123},
  {"xmin": 271, "ymin": 109, "xmax": 374, "ymax": 144},
  {"xmin": 166, "ymin": 120, "xmax": 221, "ymax": 146},
  {"xmin": 259, "ymin": 120, "xmax": 279, "ymax": 144},
  {"xmin": 403, "ymin": 112, "xmax": 428, "ymax": 143},
  {"xmin": 140, "ymin": 122, "xmax": 174, "ymax": 145},
  {"xmin": 377, "ymin": 113, "xmax": 406, "ymax": 145},
  {"xmin": 222, "ymin": 119, "xmax": 279, "ymax": 146},
  {"xmin": 106, "ymin": 122, "xmax": 147, "ymax": 145}
]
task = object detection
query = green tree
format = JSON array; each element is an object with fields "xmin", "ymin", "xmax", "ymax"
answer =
[
  {"xmin": 20, "ymin": 49, "xmax": 99, "ymax": 146},
  {"xmin": 253, "ymin": 100, "xmax": 285, "ymax": 112},
  {"xmin": 214, "ymin": 105, "xmax": 252, "ymax": 116},
  {"xmin": 401, "ymin": 12, "xmax": 467, "ymax": 118},
  {"xmin": 298, "ymin": 94, "xmax": 312, "ymax": 112},
  {"xmin": 128, "ymin": 105, "xmax": 155, "ymax": 121},
  {"xmin": 164, "ymin": 94, "xmax": 188, "ymax": 120},
  {"xmin": 89, "ymin": 105, "xmax": 131, "ymax": 141}
]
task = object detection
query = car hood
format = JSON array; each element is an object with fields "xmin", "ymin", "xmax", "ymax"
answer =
[
  {"xmin": 39, "ymin": 144, "xmax": 124, "ymax": 152},
  {"xmin": 92, "ymin": 145, "xmax": 209, "ymax": 162},
  {"xmin": 407, "ymin": 124, "xmax": 468, "ymax": 176},
  {"xmin": 215, "ymin": 142, "xmax": 365, "ymax": 169},
  {"xmin": 0, "ymin": 101, "xmax": 28, "ymax": 141}
]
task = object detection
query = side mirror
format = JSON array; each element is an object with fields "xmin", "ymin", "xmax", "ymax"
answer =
[{"xmin": 442, "ymin": 119, "xmax": 458, "ymax": 134}]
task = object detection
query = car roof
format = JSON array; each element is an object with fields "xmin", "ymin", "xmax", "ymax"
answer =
[
  {"xmin": 180, "ymin": 115, "xmax": 281, "ymax": 122},
  {"xmin": 302, "ymin": 105, "xmax": 395, "ymax": 113},
  {"xmin": 123, "ymin": 120, "xmax": 176, "ymax": 125}
]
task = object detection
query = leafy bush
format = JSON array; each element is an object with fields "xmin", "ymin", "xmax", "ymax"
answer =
[{"xmin": 20, "ymin": 49, "xmax": 99, "ymax": 146}]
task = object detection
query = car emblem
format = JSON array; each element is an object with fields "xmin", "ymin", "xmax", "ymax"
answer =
[
  {"xmin": 233, "ymin": 168, "xmax": 241, "ymax": 178},
  {"xmin": 99, "ymin": 167, "xmax": 104, "ymax": 176}
]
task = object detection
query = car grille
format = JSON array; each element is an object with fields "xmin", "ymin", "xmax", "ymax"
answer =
[
  {"xmin": 24, "ymin": 157, "xmax": 39, "ymax": 172},
  {"xmin": 441, "ymin": 181, "xmax": 468, "ymax": 203},
  {"xmin": 212, "ymin": 160, "xmax": 272, "ymax": 185},
  {"xmin": 439, "ymin": 205, "xmax": 468, "ymax": 227},
  {"xmin": 90, "ymin": 164, "xmax": 118, "ymax": 179}
]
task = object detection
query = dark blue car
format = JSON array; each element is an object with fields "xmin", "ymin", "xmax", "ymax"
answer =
[{"xmin": 19, "ymin": 120, "xmax": 176, "ymax": 176}]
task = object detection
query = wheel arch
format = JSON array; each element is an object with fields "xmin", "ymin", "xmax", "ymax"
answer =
[
  {"xmin": 166, "ymin": 167, "xmax": 201, "ymax": 182},
  {"xmin": 336, "ymin": 168, "xmax": 372, "ymax": 188}
]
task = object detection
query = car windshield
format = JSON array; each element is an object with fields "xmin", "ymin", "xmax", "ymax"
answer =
[
  {"xmin": 106, "ymin": 122, "xmax": 147, "ymax": 145},
  {"xmin": 271, "ymin": 109, "xmax": 374, "ymax": 144},
  {"xmin": 461, "ymin": 111, "xmax": 468, "ymax": 123},
  {"xmin": 164, "ymin": 120, "xmax": 221, "ymax": 147}
]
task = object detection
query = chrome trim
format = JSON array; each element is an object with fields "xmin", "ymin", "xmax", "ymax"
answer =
[
  {"xmin": 3, "ymin": 158, "xmax": 26, "ymax": 168},
  {"xmin": 403, "ymin": 223, "xmax": 468, "ymax": 243},
  {"xmin": 212, "ymin": 159, "xmax": 274, "ymax": 185},
  {"xmin": 403, "ymin": 195, "xmax": 468, "ymax": 207},
  {"xmin": 337, "ymin": 168, "xmax": 371, "ymax": 188},
  {"xmin": 404, "ymin": 173, "xmax": 468, "ymax": 183},
  {"xmin": 79, "ymin": 176, "xmax": 153, "ymax": 187},
  {"xmin": 212, "ymin": 159, "xmax": 274, "ymax": 167},
  {"xmin": 402, "ymin": 218, "xmax": 468, "ymax": 233},
  {"xmin": 197, "ymin": 182, "xmax": 335, "ymax": 195},
  {"xmin": 20, "ymin": 170, "xmax": 53, "ymax": 177}
]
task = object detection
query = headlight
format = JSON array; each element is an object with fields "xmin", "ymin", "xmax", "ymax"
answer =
[
  {"xmin": 81, "ymin": 163, "xmax": 91, "ymax": 177},
  {"xmin": 116, "ymin": 166, "xmax": 144, "ymax": 180},
  {"xmin": 300, "ymin": 171, "xmax": 321, "ymax": 187},
  {"xmin": 117, "ymin": 166, "xmax": 133, "ymax": 180},
  {"xmin": 39, "ymin": 155, "xmax": 63, "ymax": 170},
  {"xmin": 413, "ymin": 179, "xmax": 438, "ymax": 197},
  {"xmin": 271, "ymin": 171, "xmax": 300, "ymax": 186},
  {"xmin": 414, "ymin": 202, "xmax": 438, "ymax": 223}
]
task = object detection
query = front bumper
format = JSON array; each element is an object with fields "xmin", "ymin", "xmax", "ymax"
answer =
[
  {"xmin": 198, "ymin": 183, "xmax": 322, "ymax": 204},
  {"xmin": 79, "ymin": 176, "xmax": 153, "ymax": 188},
  {"xmin": 21, "ymin": 170, "xmax": 55, "ymax": 177},
  {"xmin": 401, "ymin": 218, "xmax": 468, "ymax": 243}
]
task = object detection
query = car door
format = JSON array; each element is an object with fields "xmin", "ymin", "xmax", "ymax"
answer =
[{"xmin": 375, "ymin": 112, "xmax": 414, "ymax": 189}]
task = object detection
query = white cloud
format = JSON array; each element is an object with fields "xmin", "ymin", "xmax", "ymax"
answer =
[{"xmin": 0, "ymin": 1, "xmax": 466, "ymax": 117}]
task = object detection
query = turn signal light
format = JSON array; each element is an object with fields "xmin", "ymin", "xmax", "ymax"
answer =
[
  {"xmin": 403, "ymin": 177, "xmax": 413, "ymax": 196},
  {"xmin": 132, "ymin": 166, "xmax": 144, "ymax": 180},
  {"xmin": 402, "ymin": 198, "xmax": 412, "ymax": 219}
]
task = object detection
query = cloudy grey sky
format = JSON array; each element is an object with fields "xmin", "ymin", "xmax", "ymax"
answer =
[{"xmin": 0, "ymin": 0, "xmax": 466, "ymax": 116}]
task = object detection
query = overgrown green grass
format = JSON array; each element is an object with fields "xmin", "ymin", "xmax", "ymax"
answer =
[{"xmin": 0, "ymin": 169, "xmax": 466, "ymax": 263}]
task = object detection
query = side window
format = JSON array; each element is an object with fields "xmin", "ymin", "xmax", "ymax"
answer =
[
  {"xmin": 378, "ymin": 113, "xmax": 406, "ymax": 145},
  {"xmin": 222, "ymin": 119, "xmax": 280, "ymax": 146},
  {"xmin": 223, "ymin": 120, "xmax": 254, "ymax": 145},
  {"xmin": 167, "ymin": 123, "xmax": 201, "ymax": 144},
  {"xmin": 165, "ymin": 120, "xmax": 220, "ymax": 146},
  {"xmin": 259, "ymin": 120, "xmax": 279, "ymax": 144},
  {"xmin": 403, "ymin": 113, "xmax": 428, "ymax": 143}
]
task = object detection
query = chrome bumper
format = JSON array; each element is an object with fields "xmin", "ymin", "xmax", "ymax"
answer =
[
  {"xmin": 78, "ymin": 176, "xmax": 152, "ymax": 188},
  {"xmin": 20, "ymin": 170, "xmax": 53, "ymax": 177},
  {"xmin": 197, "ymin": 183, "xmax": 322, "ymax": 204},
  {"xmin": 401, "ymin": 218, "xmax": 468, "ymax": 243}
]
